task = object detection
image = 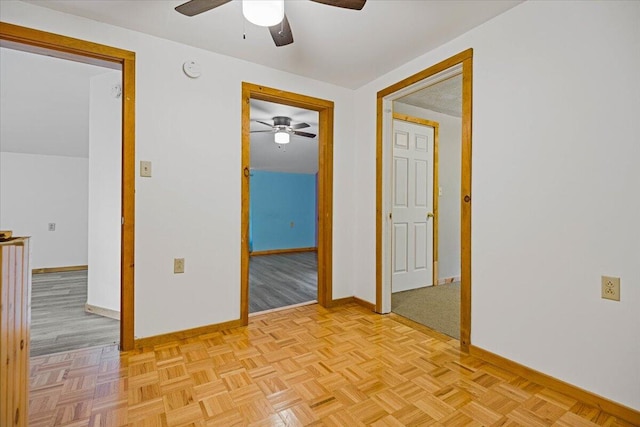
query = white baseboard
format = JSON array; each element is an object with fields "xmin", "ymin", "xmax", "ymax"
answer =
[{"xmin": 85, "ymin": 303, "xmax": 120, "ymax": 320}]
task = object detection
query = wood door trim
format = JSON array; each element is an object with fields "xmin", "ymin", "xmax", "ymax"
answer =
[
  {"xmin": 392, "ymin": 112, "xmax": 438, "ymax": 129},
  {"xmin": 0, "ymin": 22, "xmax": 136, "ymax": 351},
  {"xmin": 377, "ymin": 49, "xmax": 472, "ymax": 351},
  {"xmin": 391, "ymin": 113, "xmax": 440, "ymax": 286},
  {"xmin": 241, "ymin": 83, "xmax": 334, "ymax": 325}
]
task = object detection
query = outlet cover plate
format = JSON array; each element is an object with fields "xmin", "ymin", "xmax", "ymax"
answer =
[
  {"xmin": 174, "ymin": 258, "xmax": 185, "ymax": 274},
  {"xmin": 601, "ymin": 276, "xmax": 620, "ymax": 301}
]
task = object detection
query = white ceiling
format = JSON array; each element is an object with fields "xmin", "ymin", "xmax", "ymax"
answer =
[
  {"xmin": 250, "ymin": 99, "xmax": 318, "ymax": 174},
  {"xmin": 0, "ymin": 47, "xmax": 115, "ymax": 158},
  {"xmin": 23, "ymin": 0, "xmax": 522, "ymax": 89},
  {"xmin": 396, "ymin": 74, "xmax": 462, "ymax": 117}
]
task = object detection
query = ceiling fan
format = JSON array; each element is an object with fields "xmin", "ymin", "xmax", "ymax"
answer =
[
  {"xmin": 175, "ymin": 0, "xmax": 367, "ymax": 47},
  {"xmin": 251, "ymin": 116, "xmax": 316, "ymax": 144}
]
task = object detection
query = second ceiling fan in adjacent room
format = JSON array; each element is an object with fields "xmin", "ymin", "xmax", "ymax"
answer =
[
  {"xmin": 251, "ymin": 116, "xmax": 316, "ymax": 144},
  {"xmin": 175, "ymin": 0, "xmax": 367, "ymax": 46}
]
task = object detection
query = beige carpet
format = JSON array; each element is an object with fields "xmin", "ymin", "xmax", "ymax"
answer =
[{"xmin": 391, "ymin": 282, "xmax": 460, "ymax": 339}]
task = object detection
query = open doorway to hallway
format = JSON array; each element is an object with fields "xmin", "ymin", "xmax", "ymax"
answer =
[
  {"xmin": 0, "ymin": 46, "xmax": 122, "ymax": 356},
  {"xmin": 241, "ymin": 82, "xmax": 334, "ymax": 324},
  {"xmin": 248, "ymin": 99, "xmax": 319, "ymax": 313},
  {"xmin": 377, "ymin": 49, "xmax": 472, "ymax": 349},
  {"xmin": 390, "ymin": 73, "xmax": 463, "ymax": 339}
]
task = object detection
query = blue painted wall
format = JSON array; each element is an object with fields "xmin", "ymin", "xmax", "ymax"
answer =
[{"xmin": 250, "ymin": 170, "xmax": 317, "ymax": 252}]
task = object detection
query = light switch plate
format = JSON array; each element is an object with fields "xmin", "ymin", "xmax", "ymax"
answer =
[{"xmin": 140, "ymin": 161, "xmax": 152, "ymax": 177}]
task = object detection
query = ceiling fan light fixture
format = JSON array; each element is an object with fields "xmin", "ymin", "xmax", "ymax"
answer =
[
  {"xmin": 274, "ymin": 131, "xmax": 290, "ymax": 144},
  {"xmin": 242, "ymin": 0, "xmax": 284, "ymax": 27}
]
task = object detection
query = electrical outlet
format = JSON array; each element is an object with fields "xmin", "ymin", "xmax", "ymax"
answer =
[
  {"xmin": 174, "ymin": 258, "xmax": 185, "ymax": 274},
  {"xmin": 140, "ymin": 161, "xmax": 152, "ymax": 177},
  {"xmin": 290, "ymin": 221, "xmax": 295, "ymax": 228},
  {"xmin": 48, "ymin": 223, "xmax": 56, "ymax": 231},
  {"xmin": 601, "ymin": 276, "xmax": 620, "ymax": 301}
]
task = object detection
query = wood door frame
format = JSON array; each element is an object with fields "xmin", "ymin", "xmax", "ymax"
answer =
[
  {"xmin": 0, "ymin": 22, "xmax": 136, "ymax": 351},
  {"xmin": 391, "ymin": 113, "xmax": 439, "ymax": 286},
  {"xmin": 241, "ymin": 83, "xmax": 334, "ymax": 324},
  {"xmin": 376, "ymin": 49, "xmax": 472, "ymax": 351}
]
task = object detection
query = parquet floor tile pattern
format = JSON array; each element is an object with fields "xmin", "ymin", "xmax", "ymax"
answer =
[{"xmin": 29, "ymin": 304, "xmax": 634, "ymax": 426}]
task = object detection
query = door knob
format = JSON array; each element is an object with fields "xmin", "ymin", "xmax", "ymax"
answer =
[{"xmin": 427, "ymin": 212, "xmax": 434, "ymax": 219}]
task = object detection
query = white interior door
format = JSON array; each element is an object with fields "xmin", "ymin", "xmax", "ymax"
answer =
[{"xmin": 392, "ymin": 119, "xmax": 434, "ymax": 292}]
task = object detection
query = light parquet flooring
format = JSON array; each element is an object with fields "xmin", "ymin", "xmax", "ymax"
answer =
[{"xmin": 28, "ymin": 303, "xmax": 634, "ymax": 427}]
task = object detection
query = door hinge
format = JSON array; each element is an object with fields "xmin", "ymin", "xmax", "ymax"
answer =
[
  {"xmin": 121, "ymin": 217, "xmax": 125, "ymax": 225},
  {"xmin": 389, "ymin": 212, "xmax": 392, "ymax": 220}
]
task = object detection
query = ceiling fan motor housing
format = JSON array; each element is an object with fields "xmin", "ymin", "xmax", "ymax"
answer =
[
  {"xmin": 272, "ymin": 116, "xmax": 292, "ymax": 127},
  {"xmin": 175, "ymin": 0, "xmax": 367, "ymax": 46}
]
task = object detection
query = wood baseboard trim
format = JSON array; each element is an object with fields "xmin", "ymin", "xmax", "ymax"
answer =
[
  {"xmin": 250, "ymin": 247, "xmax": 317, "ymax": 256},
  {"xmin": 437, "ymin": 275, "xmax": 460, "ymax": 285},
  {"xmin": 469, "ymin": 345, "xmax": 640, "ymax": 425},
  {"xmin": 85, "ymin": 303, "xmax": 120, "ymax": 320},
  {"xmin": 325, "ymin": 296, "xmax": 376, "ymax": 311},
  {"xmin": 33, "ymin": 265, "xmax": 88, "ymax": 274},
  {"xmin": 325, "ymin": 296, "xmax": 355, "ymax": 308},
  {"xmin": 353, "ymin": 297, "xmax": 375, "ymax": 311},
  {"xmin": 135, "ymin": 318, "xmax": 244, "ymax": 349}
]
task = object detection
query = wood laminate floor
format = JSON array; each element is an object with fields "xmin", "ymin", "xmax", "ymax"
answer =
[
  {"xmin": 28, "ymin": 303, "xmax": 634, "ymax": 426},
  {"xmin": 249, "ymin": 252, "xmax": 317, "ymax": 313},
  {"xmin": 31, "ymin": 270, "xmax": 119, "ymax": 357}
]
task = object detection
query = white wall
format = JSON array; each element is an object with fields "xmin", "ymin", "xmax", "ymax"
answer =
[
  {"xmin": 394, "ymin": 103, "xmax": 461, "ymax": 281},
  {"xmin": 354, "ymin": 1, "xmax": 640, "ymax": 410},
  {"xmin": 0, "ymin": 152, "xmax": 88, "ymax": 268},
  {"xmin": 0, "ymin": 1, "xmax": 356, "ymax": 338},
  {"xmin": 87, "ymin": 71, "xmax": 122, "ymax": 313}
]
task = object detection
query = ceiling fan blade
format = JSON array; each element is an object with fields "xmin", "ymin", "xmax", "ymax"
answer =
[
  {"xmin": 175, "ymin": 0, "xmax": 232, "ymax": 17},
  {"xmin": 293, "ymin": 131, "xmax": 317, "ymax": 138},
  {"xmin": 255, "ymin": 120, "xmax": 274, "ymax": 127},
  {"xmin": 269, "ymin": 14, "xmax": 294, "ymax": 47},
  {"xmin": 250, "ymin": 130, "xmax": 274, "ymax": 133},
  {"xmin": 310, "ymin": 0, "xmax": 366, "ymax": 10},
  {"xmin": 291, "ymin": 122, "xmax": 310, "ymax": 130}
]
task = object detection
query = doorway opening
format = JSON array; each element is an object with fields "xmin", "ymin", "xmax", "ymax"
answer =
[
  {"xmin": 390, "ymin": 74, "xmax": 463, "ymax": 340},
  {"xmin": 247, "ymin": 99, "xmax": 319, "ymax": 314},
  {"xmin": 241, "ymin": 83, "xmax": 334, "ymax": 324},
  {"xmin": 0, "ymin": 46, "xmax": 122, "ymax": 355},
  {"xmin": 376, "ymin": 49, "xmax": 473, "ymax": 350},
  {"xmin": 0, "ymin": 22, "xmax": 136, "ymax": 351}
]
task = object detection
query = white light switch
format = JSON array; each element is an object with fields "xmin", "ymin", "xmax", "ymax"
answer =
[
  {"xmin": 140, "ymin": 161, "xmax": 152, "ymax": 177},
  {"xmin": 439, "ymin": 187, "xmax": 443, "ymax": 196}
]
